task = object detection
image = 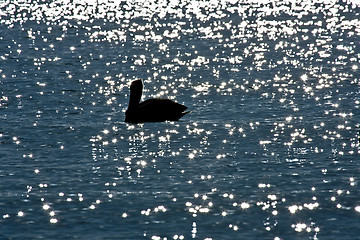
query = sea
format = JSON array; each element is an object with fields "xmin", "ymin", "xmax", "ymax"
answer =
[{"xmin": 1, "ymin": 0, "xmax": 360, "ymax": 239}]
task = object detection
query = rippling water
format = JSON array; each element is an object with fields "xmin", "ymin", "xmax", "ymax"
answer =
[{"xmin": 1, "ymin": 0, "xmax": 360, "ymax": 239}]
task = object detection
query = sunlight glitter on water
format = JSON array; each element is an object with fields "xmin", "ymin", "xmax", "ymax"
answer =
[{"xmin": 1, "ymin": 0, "xmax": 360, "ymax": 239}]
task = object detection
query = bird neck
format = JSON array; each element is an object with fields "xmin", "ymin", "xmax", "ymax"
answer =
[{"xmin": 128, "ymin": 82, "xmax": 143, "ymax": 108}]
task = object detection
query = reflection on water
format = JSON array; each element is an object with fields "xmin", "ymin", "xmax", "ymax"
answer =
[{"xmin": 1, "ymin": 0, "xmax": 360, "ymax": 239}]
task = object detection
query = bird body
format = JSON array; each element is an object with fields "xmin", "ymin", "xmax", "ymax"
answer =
[{"xmin": 125, "ymin": 80, "xmax": 188, "ymax": 123}]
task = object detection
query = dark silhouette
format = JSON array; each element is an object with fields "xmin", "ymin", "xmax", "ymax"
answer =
[{"xmin": 125, "ymin": 79, "xmax": 188, "ymax": 123}]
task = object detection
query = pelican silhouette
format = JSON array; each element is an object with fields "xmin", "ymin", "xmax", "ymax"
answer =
[{"xmin": 125, "ymin": 79, "xmax": 189, "ymax": 123}]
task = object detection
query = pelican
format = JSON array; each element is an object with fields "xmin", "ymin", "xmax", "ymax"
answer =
[{"xmin": 125, "ymin": 79, "xmax": 188, "ymax": 123}]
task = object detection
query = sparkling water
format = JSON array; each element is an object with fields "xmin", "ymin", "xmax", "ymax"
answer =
[{"xmin": 1, "ymin": 1, "xmax": 360, "ymax": 239}]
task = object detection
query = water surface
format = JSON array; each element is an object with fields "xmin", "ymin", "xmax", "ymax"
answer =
[{"xmin": 1, "ymin": 0, "xmax": 360, "ymax": 239}]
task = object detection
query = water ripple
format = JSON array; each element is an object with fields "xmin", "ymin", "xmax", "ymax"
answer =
[{"xmin": 1, "ymin": 0, "xmax": 360, "ymax": 239}]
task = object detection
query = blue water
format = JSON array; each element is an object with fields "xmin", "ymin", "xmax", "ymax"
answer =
[{"xmin": 1, "ymin": 1, "xmax": 360, "ymax": 239}]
